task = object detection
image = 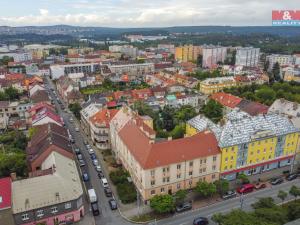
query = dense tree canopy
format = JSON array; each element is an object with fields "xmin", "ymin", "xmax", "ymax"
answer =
[
  {"xmin": 201, "ymin": 99, "xmax": 223, "ymax": 123},
  {"xmin": 150, "ymin": 194, "xmax": 175, "ymax": 214}
]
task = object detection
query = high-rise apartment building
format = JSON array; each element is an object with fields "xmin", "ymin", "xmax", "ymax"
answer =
[
  {"xmin": 266, "ymin": 54, "xmax": 294, "ymax": 71},
  {"xmin": 175, "ymin": 45, "xmax": 201, "ymax": 62},
  {"xmin": 235, "ymin": 47, "xmax": 260, "ymax": 67},
  {"xmin": 202, "ymin": 46, "xmax": 227, "ymax": 68}
]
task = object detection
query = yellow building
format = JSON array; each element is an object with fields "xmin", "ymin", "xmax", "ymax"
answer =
[
  {"xmin": 175, "ymin": 45, "xmax": 201, "ymax": 62},
  {"xmin": 282, "ymin": 66, "xmax": 300, "ymax": 83},
  {"xmin": 186, "ymin": 111, "xmax": 300, "ymax": 181},
  {"xmin": 199, "ymin": 76, "xmax": 236, "ymax": 95}
]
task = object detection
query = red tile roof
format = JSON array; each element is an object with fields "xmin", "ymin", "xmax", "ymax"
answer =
[
  {"xmin": 131, "ymin": 88, "xmax": 153, "ymax": 100},
  {"xmin": 0, "ymin": 177, "xmax": 12, "ymax": 210},
  {"xmin": 89, "ymin": 109, "xmax": 119, "ymax": 128},
  {"xmin": 237, "ymin": 99, "xmax": 269, "ymax": 116},
  {"xmin": 119, "ymin": 121, "xmax": 220, "ymax": 169},
  {"xmin": 210, "ymin": 92, "xmax": 242, "ymax": 109}
]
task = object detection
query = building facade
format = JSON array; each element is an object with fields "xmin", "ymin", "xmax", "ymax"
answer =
[
  {"xmin": 175, "ymin": 45, "xmax": 201, "ymax": 62},
  {"xmin": 199, "ymin": 76, "xmax": 236, "ymax": 95},
  {"xmin": 266, "ymin": 54, "xmax": 294, "ymax": 71},
  {"xmin": 202, "ymin": 46, "xmax": 227, "ymax": 69},
  {"xmin": 235, "ymin": 47, "xmax": 260, "ymax": 67}
]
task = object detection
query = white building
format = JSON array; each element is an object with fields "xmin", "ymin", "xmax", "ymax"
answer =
[
  {"xmin": 109, "ymin": 45, "xmax": 138, "ymax": 58},
  {"xmin": 108, "ymin": 63, "xmax": 155, "ymax": 76},
  {"xmin": 202, "ymin": 46, "xmax": 227, "ymax": 69},
  {"xmin": 266, "ymin": 54, "xmax": 294, "ymax": 71},
  {"xmin": 235, "ymin": 47, "xmax": 260, "ymax": 67},
  {"xmin": 0, "ymin": 51, "xmax": 32, "ymax": 62}
]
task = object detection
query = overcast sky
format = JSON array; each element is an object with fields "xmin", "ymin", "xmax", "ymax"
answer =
[{"xmin": 0, "ymin": 0, "xmax": 299, "ymax": 27}]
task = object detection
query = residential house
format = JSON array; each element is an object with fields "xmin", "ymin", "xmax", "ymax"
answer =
[
  {"xmin": 12, "ymin": 152, "xmax": 84, "ymax": 225},
  {"xmin": 31, "ymin": 108, "xmax": 63, "ymax": 127},
  {"xmin": 237, "ymin": 99, "xmax": 269, "ymax": 116},
  {"xmin": 114, "ymin": 116, "xmax": 221, "ymax": 202},
  {"xmin": 210, "ymin": 92, "xmax": 242, "ymax": 113},
  {"xmin": 0, "ymin": 177, "xmax": 14, "ymax": 225},
  {"xmin": 80, "ymin": 102, "xmax": 103, "ymax": 136},
  {"xmin": 199, "ymin": 77, "xmax": 236, "ymax": 95},
  {"xmin": 89, "ymin": 108, "xmax": 119, "ymax": 150}
]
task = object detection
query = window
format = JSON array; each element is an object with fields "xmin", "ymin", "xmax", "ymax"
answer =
[
  {"xmin": 166, "ymin": 177, "xmax": 170, "ymax": 182},
  {"xmin": 177, "ymin": 164, "xmax": 181, "ymax": 169},
  {"xmin": 213, "ymin": 156, "xmax": 217, "ymax": 161},
  {"xmin": 151, "ymin": 190, "xmax": 155, "ymax": 195},
  {"xmin": 230, "ymin": 156, "xmax": 234, "ymax": 160},
  {"xmin": 212, "ymin": 165, "xmax": 216, "ymax": 171},
  {"xmin": 212, "ymin": 174, "xmax": 216, "ymax": 179},
  {"xmin": 189, "ymin": 161, "xmax": 193, "ymax": 167},
  {"xmin": 65, "ymin": 202, "xmax": 72, "ymax": 209},
  {"xmin": 151, "ymin": 180, "xmax": 155, "ymax": 185},
  {"xmin": 51, "ymin": 207, "xmax": 58, "ymax": 214},
  {"xmin": 199, "ymin": 168, "xmax": 202, "ymax": 173},
  {"xmin": 263, "ymin": 148, "xmax": 266, "ymax": 153},
  {"xmin": 189, "ymin": 171, "xmax": 193, "ymax": 176},
  {"xmin": 163, "ymin": 178, "xmax": 166, "ymax": 183},
  {"xmin": 250, "ymin": 160, "xmax": 252, "ymax": 164},
  {"xmin": 22, "ymin": 214, "xmax": 29, "ymax": 221},
  {"xmin": 203, "ymin": 168, "xmax": 206, "ymax": 172},
  {"xmin": 224, "ymin": 166, "xmax": 228, "ymax": 170},
  {"xmin": 37, "ymin": 210, "xmax": 44, "ymax": 217},
  {"xmin": 231, "ymin": 147, "xmax": 234, "ymax": 152},
  {"xmin": 252, "ymin": 143, "xmax": 254, "ymax": 146},
  {"xmin": 189, "ymin": 180, "xmax": 192, "ymax": 185},
  {"xmin": 230, "ymin": 165, "xmax": 233, "ymax": 169},
  {"xmin": 177, "ymin": 174, "xmax": 181, "ymax": 179},
  {"xmin": 257, "ymin": 150, "xmax": 260, "ymax": 154},
  {"xmin": 203, "ymin": 158, "xmax": 207, "ymax": 163},
  {"xmin": 161, "ymin": 188, "xmax": 165, "ymax": 193},
  {"xmin": 177, "ymin": 183, "xmax": 181, "ymax": 189},
  {"xmin": 150, "ymin": 170, "xmax": 155, "ymax": 176},
  {"xmin": 225, "ymin": 157, "xmax": 228, "ymax": 162}
]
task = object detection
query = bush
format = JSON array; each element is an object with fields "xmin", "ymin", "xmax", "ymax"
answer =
[
  {"xmin": 109, "ymin": 169, "xmax": 130, "ymax": 185},
  {"xmin": 150, "ymin": 194, "xmax": 175, "ymax": 214},
  {"xmin": 117, "ymin": 181, "xmax": 137, "ymax": 204}
]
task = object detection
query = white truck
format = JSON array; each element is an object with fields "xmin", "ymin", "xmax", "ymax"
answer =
[{"xmin": 88, "ymin": 189, "xmax": 97, "ymax": 203}]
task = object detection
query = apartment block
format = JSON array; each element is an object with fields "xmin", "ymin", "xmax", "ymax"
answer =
[
  {"xmin": 175, "ymin": 45, "xmax": 201, "ymax": 62},
  {"xmin": 266, "ymin": 54, "xmax": 294, "ymax": 71},
  {"xmin": 199, "ymin": 76, "xmax": 236, "ymax": 94},
  {"xmin": 235, "ymin": 47, "xmax": 260, "ymax": 67},
  {"xmin": 110, "ymin": 107, "xmax": 221, "ymax": 202},
  {"xmin": 187, "ymin": 110, "xmax": 300, "ymax": 181},
  {"xmin": 202, "ymin": 46, "xmax": 227, "ymax": 69}
]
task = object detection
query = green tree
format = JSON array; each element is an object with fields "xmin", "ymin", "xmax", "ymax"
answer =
[
  {"xmin": 69, "ymin": 102, "xmax": 82, "ymax": 119},
  {"xmin": 195, "ymin": 181, "xmax": 217, "ymax": 198},
  {"xmin": 150, "ymin": 194, "xmax": 175, "ymax": 214},
  {"xmin": 255, "ymin": 88, "xmax": 276, "ymax": 105},
  {"xmin": 0, "ymin": 56, "xmax": 14, "ymax": 66},
  {"xmin": 289, "ymin": 185, "xmax": 300, "ymax": 201},
  {"xmin": 237, "ymin": 173, "xmax": 250, "ymax": 185},
  {"xmin": 277, "ymin": 190, "xmax": 288, "ymax": 203},
  {"xmin": 214, "ymin": 179, "xmax": 229, "ymax": 195},
  {"xmin": 174, "ymin": 190, "xmax": 187, "ymax": 205},
  {"xmin": 287, "ymin": 200, "xmax": 300, "ymax": 220},
  {"xmin": 264, "ymin": 60, "xmax": 270, "ymax": 72},
  {"xmin": 201, "ymin": 99, "xmax": 223, "ymax": 123},
  {"xmin": 4, "ymin": 87, "xmax": 20, "ymax": 100},
  {"xmin": 272, "ymin": 62, "xmax": 281, "ymax": 81}
]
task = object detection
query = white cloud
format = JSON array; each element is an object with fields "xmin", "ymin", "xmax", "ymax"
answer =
[{"xmin": 0, "ymin": 0, "xmax": 299, "ymax": 27}]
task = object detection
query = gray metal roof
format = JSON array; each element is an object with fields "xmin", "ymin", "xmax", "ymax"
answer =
[{"xmin": 188, "ymin": 110, "xmax": 299, "ymax": 148}]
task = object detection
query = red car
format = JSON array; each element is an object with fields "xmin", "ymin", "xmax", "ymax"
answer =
[{"xmin": 237, "ymin": 184, "xmax": 254, "ymax": 194}]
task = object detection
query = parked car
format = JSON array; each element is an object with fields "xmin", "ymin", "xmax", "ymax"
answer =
[
  {"xmin": 237, "ymin": 184, "xmax": 254, "ymax": 194},
  {"xmin": 86, "ymin": 144, "xmax": 91, "ymax": 149},
  {"xmin": 175, "ymin": 202, "xmax": 192, "ymax": 213},
  {"xmin": 193, "ymin": 217, "xmax": 209, "ymax": 225},
  {"xmin": 84, "ymin": 140, "xmax": 88, "ymax": 145},
  {"xmin": 222, "ymin": 190, "xmax": 237, "ymax": 200},
  {"xmin": 75, "ymin": 127, "xmax": 79, "ymax": 132},
  {"xmin": 108, "ymin": 199, "xmax": 117, "ymax": 210},
  {"xmin": 92, "ymin": 159, "xmax": 99, "ymax": 166},
  {"xmin": 88, "ymin": 148, "xmax": 95, "ymax": 155},
  {"xmin": 77, "ymin": 154, "xmax": 83, "ymax": 160},
  {"xmin": 78, "ymin": 159, "xmax": 85, "ymax": 167},
  {"xmin": 98, "ymin": 171, "xmax": 105, "ymax": 179},
  {"xmin": 271, "ymin": 177, "xmax": 284, "ymax": 185},
  {"xmin": 104, "ymin": 187, "xmax": 113, "ymax": 197},
  {"xmin": 82, "ymin": 173, "xmax": 89, "ymax": 182},
  {"xmin": 90, "ymin": 153, "xmax": 97, "ymax": 160},
  {"xmin": 286, "ymin": 173, "xmax": 298, "ymax": 181},
  {"xmin": 101, "ymin": 178, "xmax": 109, "ymax": 188},
  {"xmin": 95, "ymin": 165, "xmax": 101, "ymax": 172},
  {"xmin": 91, "ymin": 202, "xmax": 100, "ymax": 216},
  {"xmin": 74, "ymin": 148, "xmax": 81, "ymax": 155},
  {"xmin": 69, "ymin": 118, "xmax": 74, "ymax": 122},
  {"xmin": 254, "ymin": 182, "xmax": 267, "ymax": 190}
]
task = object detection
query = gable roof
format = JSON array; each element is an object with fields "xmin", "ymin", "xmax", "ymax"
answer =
[
  {"xmin": 90, "ymin": 108, "xmax": 119, "ymax": 128},
  {"xmin": 210, "ymin": 92, "xmax": 242, "ymax": 108},
  {"xmin": 31, "ymin": 90, "xmax": 50, "ymax": 103},
  {"xmin": 118, "ymin": 120, "xmax": 220, "ymax": 169}
]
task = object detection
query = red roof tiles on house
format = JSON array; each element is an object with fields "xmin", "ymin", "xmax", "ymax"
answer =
[
  {"xmin": 89, "ymin": 109, "xmax": 119, "ymax": 128},
  {"xmin": 0, "ymin": 177, "xmax": 12, "ymax": 210},
  {"xmin": 210, "ymin": 92, "xmax": 242, "ymax": 109},
  {"xmin": 237, "ymin": 99, "xmax": 269, "ymax": 116},
  {"xmin": 118, "ymin": 120, "xmax": 220, "ymax": 169}
]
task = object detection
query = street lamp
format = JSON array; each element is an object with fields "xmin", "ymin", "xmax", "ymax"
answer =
[{"xmin": 240, "ymin": 193, "xmax": 244, "ymax": 209}]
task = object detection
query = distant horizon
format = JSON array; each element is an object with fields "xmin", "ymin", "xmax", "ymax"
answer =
[{"xmin": 1, "ymin": 0, "xmax": 299, "ymax": 27}]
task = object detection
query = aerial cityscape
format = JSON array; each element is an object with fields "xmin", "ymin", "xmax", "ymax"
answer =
[{"xmin": 0, "ymin": 1, "xmax": 300, "ymax": 225}]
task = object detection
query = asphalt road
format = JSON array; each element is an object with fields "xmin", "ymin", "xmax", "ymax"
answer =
[
  {"xmin": 44, "ymin": 76, "xmax": 300, "ymax": 225},
  {"xmin": 45, "ymin": 77, "xmax": 131, "ymax": 225},
  {"xmin": 155, "ymin": 179, "xmax": 300, "ymax": 225}
]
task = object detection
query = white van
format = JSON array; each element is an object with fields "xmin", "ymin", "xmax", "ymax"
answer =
[{"xmin": 101, "ymin": 178, "xmax": 109, "ymax": 188}]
